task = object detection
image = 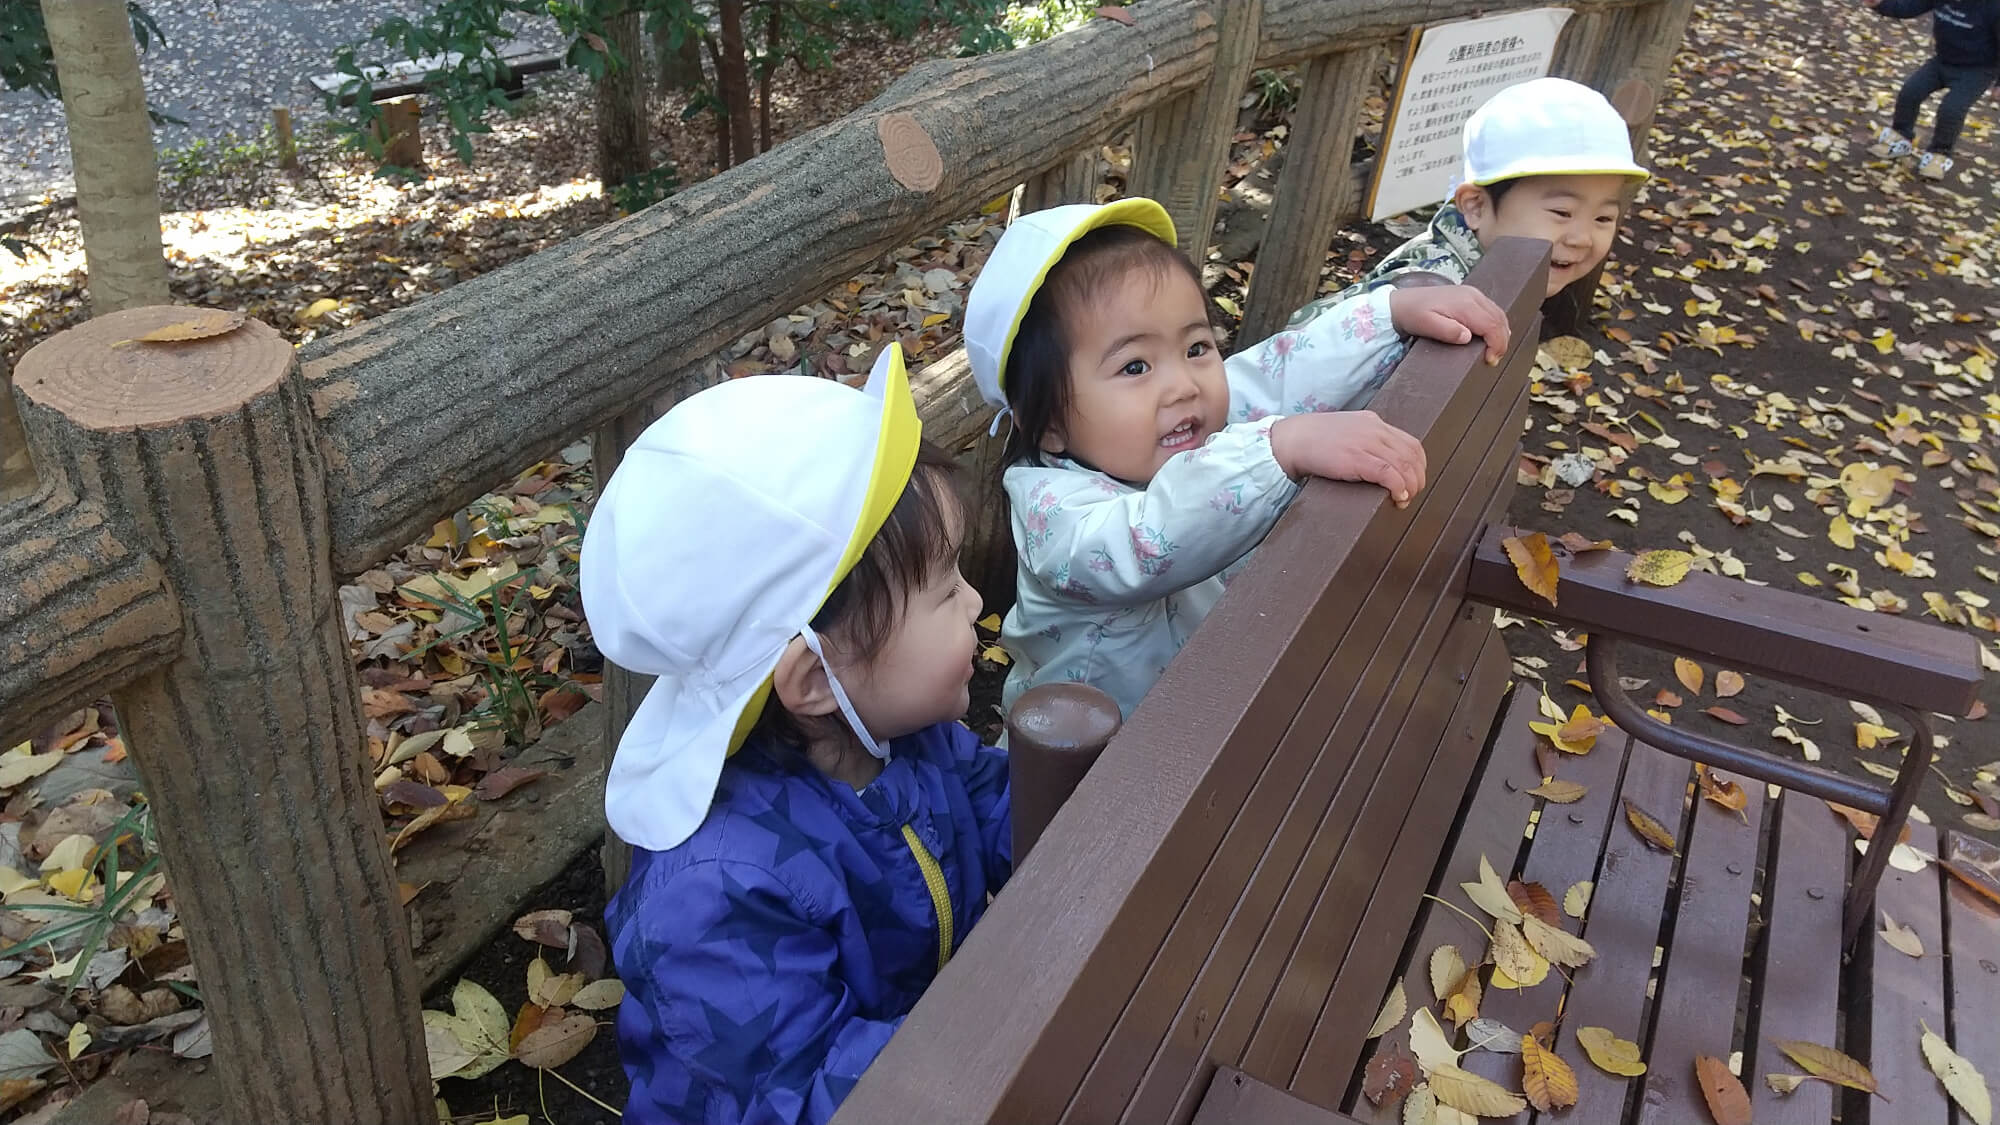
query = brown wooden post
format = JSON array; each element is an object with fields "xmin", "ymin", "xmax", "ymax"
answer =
[
  {"xmin": 376, "ymin": 95, "xmax": 423, "ymax": 168},
  {"xmin": 1005, "ymin": 682, "xmax": 1122, "ymax": 863},
  {"xmin": 1238, "ymin": 45, "xmax": 1386, "ymax": 344},
  {"xmin": 13, "ymin": 308, "xmax": 433, "ymax": 1124},
  {"xmin": 272, "ymin": 105, "xmax": 298, "ymax": 170},
  {"xmin": 1128, "ymin": 0, "xmax": 1264, "ymax": 258},
  {"xmin": 1017, "ymin": 151, "xmax": 1098, "ymax": 215}
]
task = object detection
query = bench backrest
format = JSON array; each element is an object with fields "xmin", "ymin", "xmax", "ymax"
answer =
[{"xmin": 831, "ymin": 237, "xmax": 1551, "ymax": 1125}]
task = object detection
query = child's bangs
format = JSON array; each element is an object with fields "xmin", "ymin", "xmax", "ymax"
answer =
[{"xmin": 817, "ymin": 440, "xmax": 960, "ymax": 661}]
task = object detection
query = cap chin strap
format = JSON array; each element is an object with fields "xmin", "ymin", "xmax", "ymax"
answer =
[
  {"xmin": 986, "ymin": 405, "xmax": 1013, "ymax": 438},
  {"xmin": 799, "ymin": 626, "xmax": 890, "ymax": 761}
]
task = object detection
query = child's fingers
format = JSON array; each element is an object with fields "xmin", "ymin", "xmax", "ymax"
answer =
[{"xmin": 1452, "ymin": 292, "xmax": 1511, "ymax": 362}]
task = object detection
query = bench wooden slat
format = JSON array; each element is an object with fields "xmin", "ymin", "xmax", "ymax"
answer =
[
  {"xmin": 1748, "ymin": 793, "xmax": 1848, "ymax": 1125},
  {"xmin": 1633, "ymin": 774, "xmax": 1769, "ymax": 1125},
  {"xmin": 1270, "ymin": 630, "xmax": 1512, "ymax": 1105},
  {"xmin": 1115, "ymin": 365, "xmax": 1538, "ymax": 1125},
  {"xmin": 1459, "ymin": 706, "xmax": 1637, "ymax": 1119},
  {"xmin": 1336, "ymin": 690, "xmax": 1546, "ymax": 1120},
  {"xmin": 1859, "ymin": 821, "xmax": 1951, "ymax": 1119},
  {"xmin": 1545, "ymin": 743, "xmax": 1690, "ymax": 1122},
  {"xmin": 1194, "ymin": 1067, "xmax": 1374, "ymax": 1125},
  {"xmin": 1944, "ymin": 865, "xmax": 2000, "ymax": 1104},
  {"xmin": 831, "ymin": 238, "xmax": 1551, "ymax": 1125},
  {"xmin": 1143, "ymin": 610, "xmax": 1509, "ymax": 1125}
]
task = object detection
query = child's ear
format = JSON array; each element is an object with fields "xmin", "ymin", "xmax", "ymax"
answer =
[
  {"xmin": 772, "ymin": 637, "xmax": 840, "ymax": 718},
  {"xmin": 1039, "ymin": 424, "xmax": 1068, "ymax": 456},
  {"xmin": 1453, "ymin": 183, "xmax": 1495, "ymax": 233}
]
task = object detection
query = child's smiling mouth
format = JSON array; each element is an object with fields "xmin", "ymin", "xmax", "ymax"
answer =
[{"xmin": 1158, "ymin": 416, "xmax": 1202, "ymax": 452}]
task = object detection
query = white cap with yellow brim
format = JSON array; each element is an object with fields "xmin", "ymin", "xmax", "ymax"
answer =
[
  {"xmin": 964, "ymin": 198, "xmax": 1178, "ymax": 415},
  {"xmin": 578, "ymin": 344, "xmax": 922, "ymax": 851}
]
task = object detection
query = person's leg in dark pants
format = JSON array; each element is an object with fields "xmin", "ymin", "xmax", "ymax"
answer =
[
  {"xmin": 1928, "ymin": 63, "xmax": 1995, "ymax": 153},
  {"xmin": 1892, "ymin": 57, "xmax": 1949, "ymax": 140}
]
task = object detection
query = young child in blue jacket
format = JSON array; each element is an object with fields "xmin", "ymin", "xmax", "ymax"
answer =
[
  {"xmin": 579, "ymin": 343, "xmax": 1011, "ymax": 1125},
  {"xmin": 1863, "ymin": 0, "xmax": 2000, "ymax": 180}
]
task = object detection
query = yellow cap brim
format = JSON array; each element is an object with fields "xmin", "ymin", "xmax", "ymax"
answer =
[
  {"xmin": 722, "ymin": 346, "xmax": 922, "ymax": 756},
  {"xmin": 995, "ymin": 197, "xmax": 1178, "ymax": 398}
]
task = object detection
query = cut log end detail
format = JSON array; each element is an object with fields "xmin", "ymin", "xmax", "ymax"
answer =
[{"xmin": 15, "ymin": 306, "xmax": 291, "ymax": 431}]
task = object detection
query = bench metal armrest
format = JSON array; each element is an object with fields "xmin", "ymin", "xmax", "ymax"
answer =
[{"xmin": 1466, "ymin": 524, "xmax": 1984, "ymax": 947}]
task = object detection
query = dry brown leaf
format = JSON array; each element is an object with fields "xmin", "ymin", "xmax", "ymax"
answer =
[
  {"xmin": 1627, "ymin": 549, "xmax": 1695, "ymax": 587},
  {"xmin": 1557, "ymin": 531, "xmax": 1615, "ymax": 553},
  {"xmin": 1521, "ymin": 915, "xmax": 1596, "ymax": 968},
  {"xmin": 1526, "ymin": 779, "xmax": 1588, "ymax": 804},
  {"xmin": 1364, "ymin": 1050, "xmax": 1419, "ymax": 1107},
  {"xmin": 1370, "ymin": 979, "xmax": 1409, "ymax": 1039},
  {"xmin": 1920, "ymin": 1022, "xmax": 1991, "ymax": 1125},
  {"xmin": 1704, "ymin": 706, "xmax": 1749, "ymax": 725},
  {"xmin": 1695, "ymin": 1054, "xmax": 1752, "ymax": 1125},
  {"xmin": 1878, "ymin": 910, "xmax": 1924, "ymax": 958},
  {"xmin": 1674, "ymin": 657, "xmax": 1705, "ymax": 695},
  {"xmin": 1427, "ymin": 1064, "xmax": 1528, "ymax": 1118},
  {"xmin": 1655, "ymin": 689, "xmax": 1684, "ymax": 708},
  {"xmin": 1521, "ymin": 1034, "xmax": 1580, "ymax": 1111},
  {"xmin": 1696, "ymin": 765, "xmax": 1750, "ymax": 822},
  {"xmin": 1715, "ymin": 670, "xmax": 1745, "ymax": 697},
  {"xmin": 126, "ymin": 309, "xmax": 247, "ymax": 345},
  {"xmin": 1504, "ymin": 532, "xmax": 1561, "ymax": 607},
  {"xmin": 1771, "ymin": 1039, "xmax": 1880, "ymax": 1095},
  {"xmin": 1624, "ymin": 799, "xmax": 1677, "ymax": 852},
  {"xmin": 508, "ymin": 1002, "xmax": 550, "ymax": 1051},
  {"xmin": 1824, "ymin": 800, "xmax": 1909, "ymax": 843},
  {"xmin": 514, "ymin": 1013, "xmax": 597, "ymax": 1069},
  {"xmin": 1094, "ymin": 5, "xmax": 1136, "ymax": 25},
  {"xmin": 512, "ymin": 909, "xmax": 574, "ymax": 947},
  {"xmin": 1507, "ymin": 880, "xmax": 1563, "ymax": 927},
  {"xmin": 1576, "ymin": 1026, "xmax": 1647, "ymax": 1076}
]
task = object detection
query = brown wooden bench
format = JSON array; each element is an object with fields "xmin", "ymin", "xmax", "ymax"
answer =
[{"xmin": 828, "ymin": 237, "xmax": 1992, "ymax": 1125}]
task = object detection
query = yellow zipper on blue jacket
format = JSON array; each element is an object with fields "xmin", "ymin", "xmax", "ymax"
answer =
[{"xmin": 900, "ymin": 824, "xmax": 953, "ymax": 974}]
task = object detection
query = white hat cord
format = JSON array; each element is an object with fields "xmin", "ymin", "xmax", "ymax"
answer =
[{"xmin": 798, "ymin": 625, "xmax": 890, "ymax": 761}]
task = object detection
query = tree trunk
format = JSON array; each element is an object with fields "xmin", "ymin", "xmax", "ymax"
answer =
[
  {"xmin": 717, "ymin": 0, "xmax": 755, "ymax": 166},
  {"xmin": 15, "ymin": 307, "xmax": 433, "ymax": 1123},
  {"xmin": 594, "ymin": 8, "xmax": 651, "ymax": 193},
  {"xmin": 654, "ymin": 14, "xmax": 706, "ymax": 93},
  {"xmin": 39, "ymin": 0, "xmax": 167, "ymax": 315},
  {"xmin": 757, "ymin": 6, "xmax": 780, "ymax": 154}
]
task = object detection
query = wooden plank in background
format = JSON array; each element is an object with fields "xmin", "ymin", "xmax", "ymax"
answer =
[
  {"xmin": 1944, "ymin": 860, "xmax": 2000, "ymax": 1114},
  {"xmin": 1857, "ymin": 822, "xmax": 1951, "ymax": 1121},
  {"xmin": 1747, "ymin": 793, "xmax": 1848, "ymax": 1125}
]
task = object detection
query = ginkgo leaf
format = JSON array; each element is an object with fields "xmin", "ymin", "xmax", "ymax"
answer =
[
  {"xmin": 1624, "ymin": 799, "xmax": 1677, "ymax": 852},
  {"xmin": 1771, "ymin": 1039, "xmax": 1880, "ymax": 1095},
  {"xmin": 1715, "ymin": 670, "xmax": 1745, "ymax": 697},
  {"xmin": 1410, "ymin": 1007, "xmax": 1462, "ymax": 1072},
  {"xmin": 1370, "ymin": 979, "xmax": 1408, "ymax": 1039},
  {"xmin": 1503, "ymin": 532, "xmax": 1560, "ymax": 607},
  {"xmin": 1563, "ymin": 881, "xmax": 1593, "ymax": 919},
  {"xmin": 1521, "ymin": 1034, "xmax": 1580, "ymax": 1111},
  {"xmin": 1521, "ymin": 915, "xmax": 1596, "ymax": 968},
  {"xmin": 1430, "ymin": 945, "xmax": 1468, "ymax": 1002},
  {"xmin": 1695, "ymin": 1054, "xmax": 1752, "ymax": 1125},
  {"xmin": 1427, "ymin": 1064, "xmax": 1527, "ymax": 1118},
  {"xmin": 1489, "ymin": 921, "xmax": 1549, "ymax": 987},
  {"xmin": 1576, "ymin": 1026, "xmax": 1647, "ymax": 1076},
  {"xmin": 1461, "ymin": 855, "xmax": 1524, "ymax": 924},
  {"xmin": 1855, "ymin": 721, "xmax": 1900, "ymax": 750},
  {"xmin": 1674, "ymin": 657, "xmax": 1705, "ymax": 694},
  {"xmin": 1921, "ymin": 1022, "xmax": 1992, "ymax": 1125},
  {"xmin": 1527, "ymin": 779, "xmax": 1588, "ymax": 803},
  {"xmin": 1506, "ymin": 880, "xmax": 1562, "ymax": 927},
  {"xmin": 1878, "ymin": 910, "xmax": 1924, "ymax": 958},
  {"xmin": 1626, "ymin": 549, "xmax": 1695, "ymax": 587},
  {"xmin": 976, "ymin": 613, "xmax": 1001, "ymax": 631}
]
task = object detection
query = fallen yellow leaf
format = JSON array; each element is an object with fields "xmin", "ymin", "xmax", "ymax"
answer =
[
  {"xmin": 1503, "ymin": 532, "xmax": 1561, "ymax": 607},
  {"xmin": 1626, "ymin": 549, "xmax": 1695, "ymax": 587}
]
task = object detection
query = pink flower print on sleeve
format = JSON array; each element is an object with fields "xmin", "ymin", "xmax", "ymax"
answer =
[
  {"xmin": 1257, "ymin": 330, "xmax": 1311, "ymax": 388},
  {"xmin": 1021, "ymin": 482, "xmax": 1063, "ymax": 551},
  {"xmin": 1342, "ymin": 296, "xmax": 1381, "ymax": 343},
  {"xmin": 1050, "ymin": 563, "xmax": 1099, "ymax": 605},
  {"xmin": 1128, "ymin": 525, "xmax": 1176, "ymax": 578},
  {"xmin": 1209, "ymin": 482, "xmax": 1249, "ymax": 515}
]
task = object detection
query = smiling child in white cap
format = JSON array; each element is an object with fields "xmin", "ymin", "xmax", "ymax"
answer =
[
  {"xmin": 581, "ymin": 344, "xmax": 1010, "ymax": 1124},
  {"xmin": 1327, "ymin": 76, "xmax": 1649, "ymax": 305},
  {"xmin": 965, "ymin": 197, "xmax": 1512, "ymax": 719}
]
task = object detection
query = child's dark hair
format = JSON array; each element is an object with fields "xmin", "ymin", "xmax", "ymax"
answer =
[
  {"xmin": 750, "ymin": 438, "xmax": 960, "ymax": 751},
  {"xmin": 1482, "ymin": 178, "xmax": 1519, "ymax": 210},
  {"xmin": 1000, "ymin": 224, "xmax": 1210, "ymax": 467}
]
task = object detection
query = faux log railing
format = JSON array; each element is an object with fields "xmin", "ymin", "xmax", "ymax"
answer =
[{"xmin": 2, "ymin": 0, "xmax": 1697, "ymax": 1119}]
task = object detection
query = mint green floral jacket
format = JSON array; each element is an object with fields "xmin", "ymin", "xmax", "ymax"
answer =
[{"xmin": 998, "ymin": 286, "xmax": 1403, "ymax": 719}]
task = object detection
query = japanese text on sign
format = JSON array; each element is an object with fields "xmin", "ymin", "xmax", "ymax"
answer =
[{"xmin": 1367, "ymin": 7, "xmax": 1573, "ymax": 222}]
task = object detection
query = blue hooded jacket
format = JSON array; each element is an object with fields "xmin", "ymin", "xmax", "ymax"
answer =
[
  {"xmin": 1875, "ymin": 0, "xmax": 2000, "ymax": 68},
  {"xmin": 606, "ymin": 721, "xmax": 1012, "ymax": 1124}
]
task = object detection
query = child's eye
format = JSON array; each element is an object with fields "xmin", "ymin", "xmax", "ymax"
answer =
[
  {"xmin": 1596, "ymin": 215, "xmax": 1616, "ymax": 225},
  {"xmin": 1550, "ymin": 209, "xmax": 1573, "ymax": 220},
  {"xmin": 1120, "ymin": 359, "xmax": 1150, "ymax": 377},
  {"xmin": 1187, "ymin": 341, "xmax": 1212, "ymax": 359}
]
